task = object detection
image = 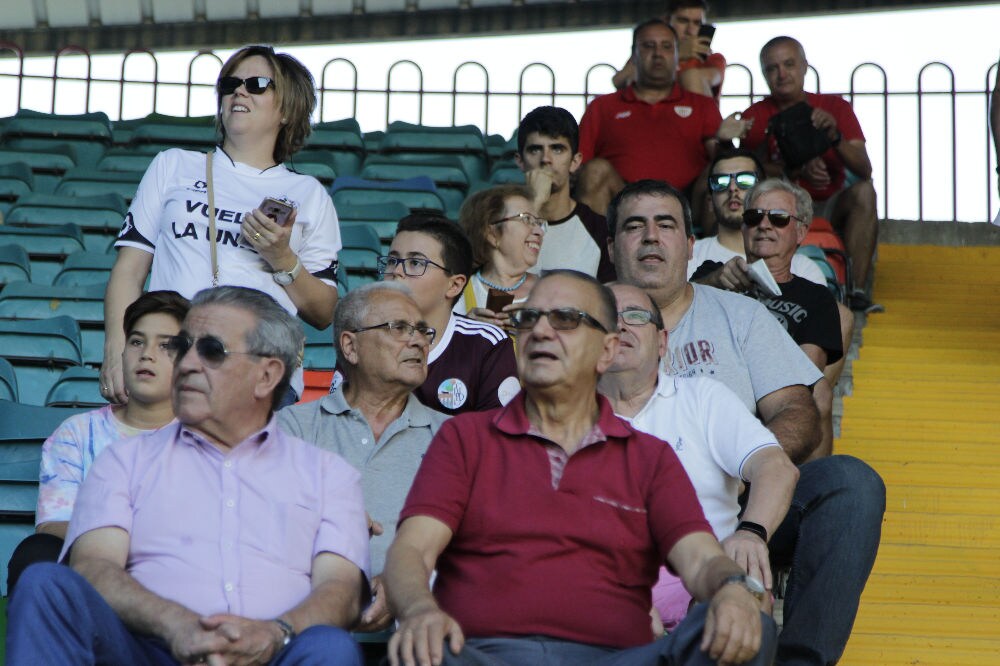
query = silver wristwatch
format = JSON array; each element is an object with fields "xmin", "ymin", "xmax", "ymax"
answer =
[
  {"xmin": 720, "ymin": 574, "xmax": 766, "ymax": 601},
  {"xmin": 273, "ymin": 258, "xmax": 302, "ymax": 286}
]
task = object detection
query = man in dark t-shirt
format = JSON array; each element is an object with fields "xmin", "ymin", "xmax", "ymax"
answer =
[{"xmin": 515, "ymin": 106, "xmax": 616, "ymax": 282}]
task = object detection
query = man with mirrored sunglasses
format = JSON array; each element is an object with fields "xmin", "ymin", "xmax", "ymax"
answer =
[
  {"xmin": 599, "ymin": 282, "xmax": 797, "ymax": 634},
  {"xmin": 690, "ymin": 148, "xmax": 827, "ymax": 288},
  {"xmin": 279, "ymin": 281, "xmax": 449, "ymax": 640},
  {"xmin": 384, "ymin": 269, "xmax": 775, "ymax": 666},
  {"xmin": 609, "ymin": 180, "xmax": 885, "ymax": 666},
  {"xmin": 8, "ymin": 286, "xmax": 371, "ymax": 665}
]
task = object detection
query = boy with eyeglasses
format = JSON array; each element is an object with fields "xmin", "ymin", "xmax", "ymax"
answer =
[{"xmin": 351, "ymin": 213, "xmax": 519, "ymax": 416}]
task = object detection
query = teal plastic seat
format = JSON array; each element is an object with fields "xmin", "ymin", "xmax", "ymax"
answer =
[
  {"xmin": 305, "ymin": 119, "xmax": 365, "ymax": 177},
  {"xmin": 97, "ymin": 149, "xmax": 156, "ymax": 173},
  {"xmin": 52, "ymin": 251, "xmax": 116, "ymax": 287},
  {"xmin": 45, "ymin": 366, "xmax": 104, "ymax": 408},
  {"xmin": 339, "ymin": 225, "xmax": 383, "ymax": 279},
  {"xmin": 286, "ymin": 150, "xmax": 338, "ymax": 185},
  {"xmin": 56, "ymin": 169, "xmax": 141, "ymax": 202},
  {"xmin": 0, "ymin": 357, "xmax": 17, "ymax": 402},
  {"xmin": 332, "ymin": 176, "xmax": 446, "ymax": 215},
  {"xmin": 0, "ymin": 283, "xmax": 106, "ymax": 366},
  {"xmin": 0, "ymin": 145, "xmax": 76, "ymax": 194},
  {"xmin": 0, "ymin": 244, "xmax": 31, "ymax": 287},
  {"xmin": 300, "ymin": 321, "xmax": 337, "ymax": 371},
  {"xmin": 6, "ymin": 192, "xmax": 128, "ymax": 252},
  {"xmin": 2, "ymin": 109, "xmax": 112, "ymax": 170},
  {"xmin": 129, "ymin": 113, "xmax": 217, "ymax": 149},
  {"xmin": 0, "ymin": 317, "xmax": 83, "ymax": 406},
  {"xmin": 337, "ymin": 201, "xmax": 410, "ymax": 252},
  {"xmin": 0, "ymin": 223, "xmax": 86, "ymax": 285},
  {"xmin": 797, "ymin": 245, "xmax": 843, "ymax": 301},
  {"xmin": 0, "ymin": 162, "xmax": 35, "ymax": 201}
]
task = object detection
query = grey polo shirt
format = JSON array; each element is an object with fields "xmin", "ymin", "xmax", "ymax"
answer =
[{"xmin": 278, "ymin": 387, "xmax": 449, "ymax": 573}]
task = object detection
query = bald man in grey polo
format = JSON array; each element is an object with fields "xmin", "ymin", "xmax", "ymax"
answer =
[{"xmin": 279, "ymin": 388, "xmax": 447, "ymax": 574}]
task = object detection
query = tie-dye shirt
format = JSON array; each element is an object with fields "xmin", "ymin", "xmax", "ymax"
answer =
[{"xmin": 36, "ymin": 405, "xmax": 161, "ymax": 525}]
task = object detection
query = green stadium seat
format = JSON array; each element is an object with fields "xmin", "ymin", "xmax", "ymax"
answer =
[
  {"xmin": 130, "ymin": 113, "xmax": 218, "ymax": 150},
  {"xmin": 305, "ymin": 119, "xmax": 365, "ymax": 177},
  {"xmin": 361, "ymin": 155, "xmax": 468, "ymax": 218},
  {"xmin": 339, "ymin": 225, "xmax": 383, "ymax": 282},
  {"xmin": 0, "ymin": 245, "xmax": 31, "ymax": 288},
  {"xmin": 110, "ymin": 117, "xmax": 145, "ymax": 146},
  {"xmin": 380, "ymin": 121, "xmax": 489, "ymax": 182},
  {"xmin": 56, "ymin": 169, "xmax": 141, "ymax": 202},
  {"xmin": 0, "ymin": 317, "xmax": 83, "ymax": 406},
  {"xmin": 1, "ymin": 109, "xmax": 113, "ymax": 170},
  {"xmin": 0, "ymin": 358, "xmax": 18, "ymax": 402},
  {"xmin": 489, "ymin": 163, "xmax": 526, "ymax": 185},
  {"xmin": 300, "ymin": 321, "xmax": 337, "ymax": 371},
  {"xmin": 6, "ymin": 192, "xmax": 127, "ymax": 252},
  {"xmin": 332, "ymin": 176, "xmax": 446, "ymax": 215},
  {"xmin": 0, "ymin": 145, "xmax": 77, "ymax": 194},
  {"xmin": 0, "ymin": 399, "xmax": 89, "ymax": 595},
  {"xmin": 0, "ymin": 162, "xmax": 35, "ymax": 202},
  {"xmin": 486, "ymin": 133, "xmax": 508, "ymax": 161},
  {"xmin": 286, "ymin": 150, "xmax": 338, "ymax": 185},
  {"xmin": 52, "ymin": 251, "xmax": 116, "ymax": 287},
  {"xmin": 363, "ymin": 131, "xmax": 384, "ymax": 154},
  {"xmin": 0, "ymin": 283, "xmax": 106, "ymax": 366},
  {"xmin": 45, "ymin": 366, "xmax": 104, "ymax": 408},
  {"xmin": 97, "ymin": 148, "xmax": 156, "ymax": 173},
  {"xmin": 0, "ymin": 224, "xmax": 86, "ymax": 285}
]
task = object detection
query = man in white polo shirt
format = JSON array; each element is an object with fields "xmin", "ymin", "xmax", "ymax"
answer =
[{"xmin": 599, "ymin": 282, "xmax": 799, "ymax": 630}]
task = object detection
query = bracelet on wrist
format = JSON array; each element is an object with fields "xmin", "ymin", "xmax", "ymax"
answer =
[
  {"xmin": 736, "ymin": 520, "xmax": 768, "ymax": 542},
  {"xmin": 273, "ymin": 618, "xmax": 295, "ymax": 648}
]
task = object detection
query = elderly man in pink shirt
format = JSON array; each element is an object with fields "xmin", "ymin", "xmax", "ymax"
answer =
[{"xmin": 6, "ymin": 286, "xmax": 371, "ymax": 665}]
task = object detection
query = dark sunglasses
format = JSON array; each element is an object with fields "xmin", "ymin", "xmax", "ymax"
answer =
[
  {"xmin": 165, "ymin": 334, "xmax": 265, "ymax": 367},
  {"xmin": 509, "ymin": 307, "xmax": 609, "ymax": 334},
  {"xmin": 217, "ymin": 76, "xmax": 274, "ymax": 95},
  {"xmin": 742, "ymin": 208, "xmax": 802, "ymax": 229},
  {"xmin": 708, "ymin": 171, "xmax": 758, "ymax": 192}
]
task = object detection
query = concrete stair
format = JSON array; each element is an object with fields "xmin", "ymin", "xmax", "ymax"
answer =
[{"xmin": 836, "ymin": 244, "xmax": 1000, "ymax": 665}]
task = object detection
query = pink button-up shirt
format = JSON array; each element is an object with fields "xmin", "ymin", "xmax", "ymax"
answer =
[{"xmin": 64, "ymin": 418, "xmax": 370, "ymax": 619}]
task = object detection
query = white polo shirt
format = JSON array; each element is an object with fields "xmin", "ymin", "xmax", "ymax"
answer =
[{"xmin": 619, "ymin": 372, "xmax": 779, "ymax": 538}]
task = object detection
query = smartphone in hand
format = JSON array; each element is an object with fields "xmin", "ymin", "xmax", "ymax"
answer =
[
  {"xmin": 485, "ymin": 289, "xmax": 515, "ymax": 313},
  {"xmin": 259, "ymin": 197, "xmax": 294, "ymax": 226},
  {"xmin": 698, "ymin": 23, "xmax": 716, "ymax": 44}
]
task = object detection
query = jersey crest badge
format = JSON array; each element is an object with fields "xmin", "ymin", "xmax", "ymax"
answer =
[
  {"xmin": 437, "ymin": 378, "xmax": 468, "ymax": 410},
  {"xmin": 674, "ymin": 106, "xmax": 693, "ymax": 118}
]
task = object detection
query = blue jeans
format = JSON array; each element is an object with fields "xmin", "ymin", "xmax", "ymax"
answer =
[
  {"xmin": 6, "ymin": 562, "xmax": 362, "ymax": 665},
  {"xmin": 439, "ymin": 603, "xmax": 777, "ymax": 665},
  {"xmin": 769, "ymin": 455, "xmax": 885, "ymax": 666}
]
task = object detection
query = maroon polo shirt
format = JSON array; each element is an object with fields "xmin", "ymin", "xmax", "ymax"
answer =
[{"xmin": 399, "ymin": 392, "xmax": 711, "ymax": 648}]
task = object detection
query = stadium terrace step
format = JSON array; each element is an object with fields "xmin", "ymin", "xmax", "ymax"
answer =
[{"xmin": 836, "ymin": 243, "xmax": 1000, "ymax": 665}]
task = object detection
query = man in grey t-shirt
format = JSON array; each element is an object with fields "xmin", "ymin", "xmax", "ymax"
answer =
[
  {"xmin": 279, "ymin": 281, "xmax": 448, "ymax": 634},
  {"xmin": 609, "ymin": 179, "xmax": 885, "ymax": 666}
]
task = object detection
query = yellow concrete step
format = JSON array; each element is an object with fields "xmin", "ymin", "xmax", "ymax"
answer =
[
  {"xmin": 841, "ymin": 633, "xmax": 1000, "ymax": 666},
  {"xmin": 849, "ymin": 362, "xmax": 1000, "ymax": 381},
  {"xmin": 848, "ymin": 601, "xmax": 1000, "ymax": 639},
  {"xmin": 837, "ymin": 437, "xmax": 1000, "ymax": 462},
  {"xmin": 880, "ymin": 511, "xmax": 1000, "ymax": 549},
  {"xmin": 861, "ymin": 573, "xmax": 1000, "ymax": 605},
  {"xmin": 876, "ymin": 244, "xmax": 1000, "ymax": 263},
  {"xmin": 872, "ymin": 544, "xmax": 998, "ymax": 573},
  {"xmin": 856, "ymin": 461, "xmax": 1000, "ymax": 489}
]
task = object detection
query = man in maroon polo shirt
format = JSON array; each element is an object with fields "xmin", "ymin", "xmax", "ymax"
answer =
[{"xmin": 383, "ymin": 270, "xmax": 776, "ymax": 666}]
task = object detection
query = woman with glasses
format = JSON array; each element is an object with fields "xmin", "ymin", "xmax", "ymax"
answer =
[
  {"xmin": 101, "ymin": 45, "xmax": 341, "ymax": 406},
  {"xmin": 456, "ymin": 184, "xmax": 547, "ymax": 331}
]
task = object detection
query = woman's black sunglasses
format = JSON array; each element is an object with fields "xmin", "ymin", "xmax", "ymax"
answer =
[{"xmin": 218, "ymin": 76, "xmax": 274, "ymax": 96}]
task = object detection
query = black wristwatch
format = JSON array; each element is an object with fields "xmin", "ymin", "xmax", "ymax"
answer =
[{"xmin": 273, "ymin": 618, "xmax": 295, "ymax": 648}]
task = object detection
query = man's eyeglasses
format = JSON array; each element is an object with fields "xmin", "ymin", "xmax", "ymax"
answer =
[
  {"xmin": 377, "ymin": 255, "xmax": 451, "ymax": 278},
  {"xmin": 351, "ymin": 320, "xmax": 437, "ymax": 345},
  {"xmin": 165, "ymin": 335, "xmax": 266, "ymax": 367},
  {"xmin": 508, "ymin": 307, "xmax": 609, "ymax": 334},
  {"xmin": 742, "ymin": 208, "xmax": 802, "ymax": 229},
  {"xmin": 618, "ymin": 308, "xmax": 656, "ymax": 327},
  {"xmin": 491, "ymin": 212, "xmax": 548, "ymax": 233},
  {"xmin": 708, "ymin": 171, "xmax": 758, "ymax": 193},
  {"xmin": 217, "ymin": 76, "xmax": 274, "ymax": 96}
]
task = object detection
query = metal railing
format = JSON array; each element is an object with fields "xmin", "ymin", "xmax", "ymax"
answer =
[{"xmin": 0, "ymin": 43, "xmax": 996, "ymax": 223}]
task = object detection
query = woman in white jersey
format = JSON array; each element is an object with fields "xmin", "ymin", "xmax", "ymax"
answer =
[
  {"xmin": 456, "ymin": 184, "xmax": 546, "ymax": 331},
  {"xmin": 101, "ymin": 45, "xmax": 341, "ymax": 405}
]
